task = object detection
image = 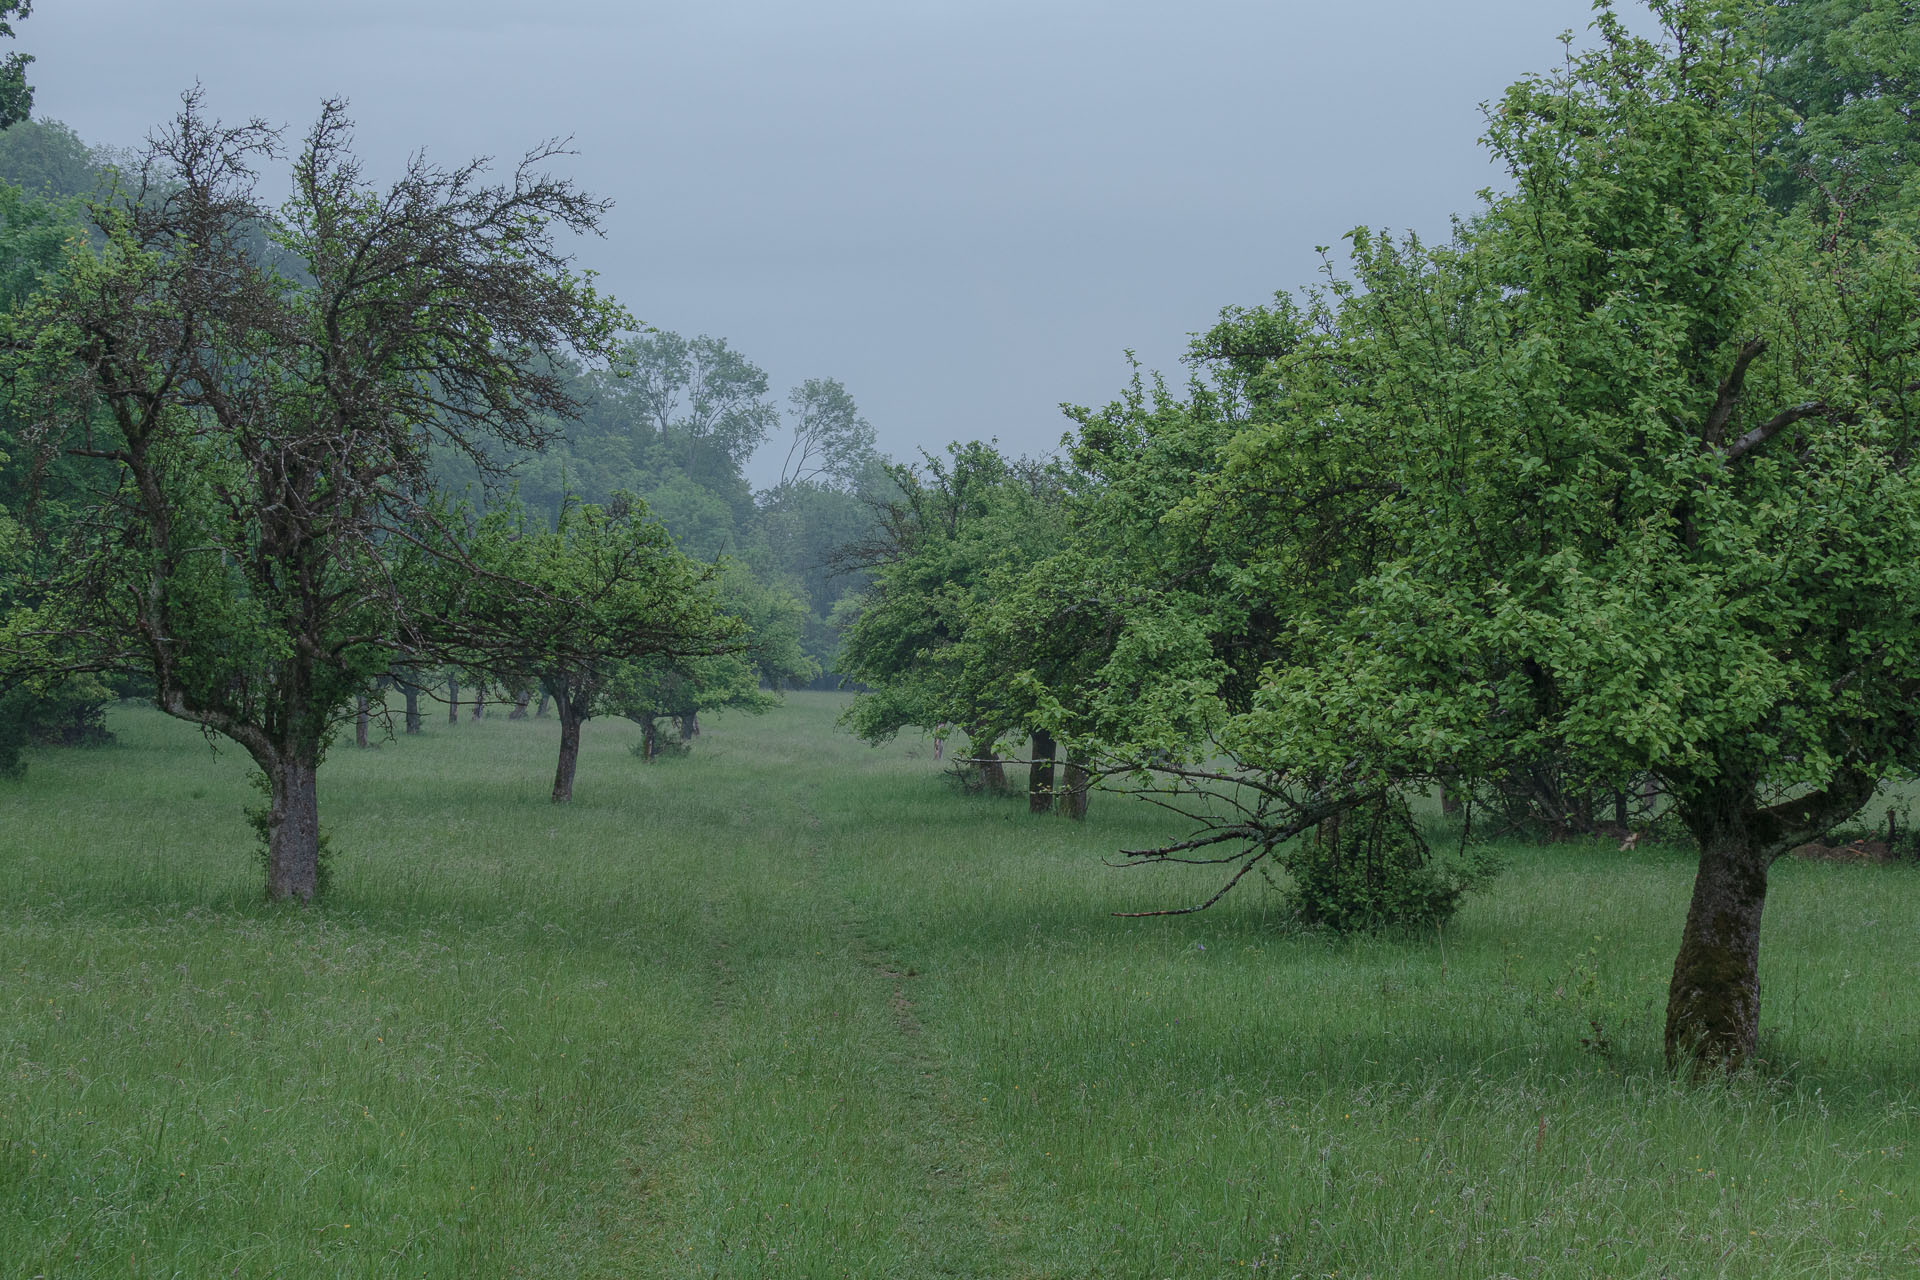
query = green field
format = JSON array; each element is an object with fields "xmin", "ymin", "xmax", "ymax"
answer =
[{"xmin": 1, "ymin": 695, "xmax": 1916, "ymax": 1278}]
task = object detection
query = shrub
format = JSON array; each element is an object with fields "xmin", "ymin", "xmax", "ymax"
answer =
[{"xmin": 1281, "ymin": 795, "xmax": 1497, "ymax": 934}]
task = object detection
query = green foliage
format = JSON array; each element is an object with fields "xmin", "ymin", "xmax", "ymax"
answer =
[
  {"xmin": 0, "ymin": 118, "xmax": 110, "ymax": 199},
  {"xmin": 1758, "ymin": 0, "xmax": 1920, "ymax": 226},
  {"xmin": 1280, "ymin": 797, "xmax": 1497, "ymax": 934},
  {"xmin": 837, "ymin": 441, "xmax": 1066, "ymax": 744},
  {"xmin": 0, "ymin": 1, "xmax": 31, "ymax": 131}
]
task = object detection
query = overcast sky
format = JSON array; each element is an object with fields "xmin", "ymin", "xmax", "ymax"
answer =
[{"xmin": 27, "ymin": 0, "xmax": 1628, "ymax": 485}]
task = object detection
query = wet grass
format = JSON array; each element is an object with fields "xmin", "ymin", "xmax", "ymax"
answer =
[{"xmin": 1, "ymin": 695, "xmax": 1916, "ymax": 1277}]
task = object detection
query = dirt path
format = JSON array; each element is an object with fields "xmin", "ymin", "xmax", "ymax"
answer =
[{"xmin": 593, "ymin": 780, "xmax": 1032, "ymax": 1279}]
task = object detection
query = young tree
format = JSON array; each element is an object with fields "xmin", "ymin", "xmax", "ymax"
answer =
[{"xmin": 0, "ymin": 96, "xmax": 626, "ymax": 899}]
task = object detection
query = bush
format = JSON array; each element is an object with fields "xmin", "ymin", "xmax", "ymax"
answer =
[{"xmin": 1281, "ymin": 795, "xmax": 1497, "ymax": 934}]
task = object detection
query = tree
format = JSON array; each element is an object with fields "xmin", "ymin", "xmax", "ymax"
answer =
[
  {"xmin": 0, "ymin": 95, "xmax": 626, "ymax": 899},
  {"xmin": 1128, "ymin": 1, "xmax": 1920, "ymax": 1071},
  {"xmin": 610, "ymin": 560, "xmax": 817, "ymax": 758},
  {"xmin": 775, "ymin": 377, "xmax": 876, "ymax": 490},
  {"xmin": 0, "ymin": 172, "xmax": 120, "ymax": 770},
  {"xmin": 0, "ymin": 2, "xmax": 31, "ymax": 132},
  {"xmin": 1758, "ymin": 0, "xmax": 1920, "ymax": 226},
  {"xmin": 837, "ymin": 442, "xmax": 1070, "ymax": 799},
  {"xmin": 434, "ymin": 496, "xmax": 745, "ymax": 802}
]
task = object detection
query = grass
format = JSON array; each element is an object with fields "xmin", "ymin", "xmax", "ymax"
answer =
[{"xmin": 1, "ymin": 694, "xmax": 1916, "ymax": 1278}]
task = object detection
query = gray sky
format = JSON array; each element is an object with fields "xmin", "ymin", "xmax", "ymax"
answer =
[{"xmin": 28, "ymin": 0, "xmax": 1623, "ymax": 486}]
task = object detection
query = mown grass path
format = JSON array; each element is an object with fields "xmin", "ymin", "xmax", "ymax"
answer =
[{"xmin": 3, "ymin": 696, "xmax": 1918, "ymax": 1277}]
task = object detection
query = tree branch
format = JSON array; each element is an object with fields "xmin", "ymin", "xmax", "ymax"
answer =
[{"xmin": 1702, "ymin": 337, "xmax": 1767, "ymax": 447}]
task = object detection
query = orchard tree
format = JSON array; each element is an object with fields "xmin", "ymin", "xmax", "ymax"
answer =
[
  {"xmin": 433, "ymin": 495, "xmax": 745, "ymax": 802},
  {"xmin": 611, "ymin": 560, "xmax": 817, "ymax": 757},
  {"xmin": 0, "ymin": 96, "xmax": 627, "ymax": 899},
  {"xmin": 1143, "ymin": 1, "xmax": 1920, "ymax": 1071},
  {"xmin": 837, "ymin": 442, "xmax": 1065, "ymax": 792}
]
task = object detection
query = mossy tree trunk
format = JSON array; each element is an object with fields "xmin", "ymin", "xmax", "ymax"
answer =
[{"xmin": 1665, "ymin": 772, "xmax": 1875, "ymax": 1074}]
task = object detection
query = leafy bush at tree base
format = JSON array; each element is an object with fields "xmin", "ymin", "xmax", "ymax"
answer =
[{"xmin": 1280, "ymin": 796, "xmax": 1498, "ymax": 934}]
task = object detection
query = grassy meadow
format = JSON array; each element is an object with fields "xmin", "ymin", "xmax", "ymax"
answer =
[{"xmin": 1, "ymin": 694, "xmax": 1917, "ymax": 1278}]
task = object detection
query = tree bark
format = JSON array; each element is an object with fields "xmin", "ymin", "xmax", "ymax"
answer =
[
  {"xmin": 1664, "ymin": 821, "xmax": 1768, "ymax": 1074},
  {"xmin": 1665, "ymin": 770, "xmax": 1875, "ymax": 1074},
  {"xmin": 264, "ymin": 753, "xmax": 321, "ymax": 902},
  {"xmin": 448, "ymin": 676, "xmax": 460, "ymax": 724},
  {"xmin": 536, "ymin": 690, "xmax": 550, "ymax": 718},
  {"xmin": 472, "ymin": 685, "xmax": 486, "ymax": 720},
  {"xmin": 509, "ymin": 689, "xmax": 531, "ymax": 720},
  {"xmin": 1061, "ymin": 750, "xmax": 1091, "ymax": 820},
  {"xmin": 1028, "ymin": 729, "xmax": 1057, "ymax": 814},
  {"xmin": 552, "ymin": 699, "xmax": 583, "ymax": 803},
  {"xmin": 403, "ymin": 682, "xmax": 422, "ymax": 734}
]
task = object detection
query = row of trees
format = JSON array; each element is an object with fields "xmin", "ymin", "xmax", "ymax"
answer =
[
  {"xmin": 0, "ymin": 87, "xmax": 876, "ymax": 899},
  {"xmin": 836, "ymin": 0, "xmax": 1920, "ymax": 1073}
]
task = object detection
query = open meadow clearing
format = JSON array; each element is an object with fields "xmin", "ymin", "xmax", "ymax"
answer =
[{"xmin": 0, "ymin": 695, "xmax": 1915, "ymax": 1278}]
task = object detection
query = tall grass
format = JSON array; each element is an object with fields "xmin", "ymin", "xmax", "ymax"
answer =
[{"xmin": 1, "ymin": 696, "xmax": 1915, "ymax": 1277}]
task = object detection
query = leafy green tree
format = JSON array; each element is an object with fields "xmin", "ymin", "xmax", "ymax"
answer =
[
  {"xmin": 0, "ymin": 96, "xmax": 626, "ymax": 899},
  {"xmin": 433, "ymin": 496, "xmax": 745, "ymax": 801},
  {"xmin": 774, "ymin": 377, "xmax": 876, "ymax": 490},
  {"xmin": 0, "ymin": 1, "xmax": 31, "ymax": 132},
  {"xmin": 1758, "ymin": 0, "xmax": 1920, "ymax": 225},
  {"xmin": 750, "ymin": 378, "xmax": 887, "ymax": 678},
  {"xmin": 1128, "ymin": 0, "xmax": 1920, "ymax": 1071},
  {"xmin": 0, "ymin": 173, "xmax": 120, "ymax": 770},
  {"xmin": 0, "ymin": 119, "xmax": 110, "ymax": 199},
  {"xmin": 837, "ymin": 442, "xmax": 1067, "ymax": 795}
]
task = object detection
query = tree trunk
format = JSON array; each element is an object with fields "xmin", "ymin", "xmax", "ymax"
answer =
[
  {"xmin": 403, "ymin": 682, "xmax": 422, "ymax": 734},
  {"xmin": 264, "ymin": 753, "xmax": 321, "ymax": 902},
  {"xmin": 1062, "ymin": 751, "xmax": 1091, "ymax": 820},
  {"xmin": 355, "ymin": 696, "xmax": 370, "ymax": 748},
  {"xmin": 684, "ymin": 710, "xmax": 700, "ymax": 739},
  {"xmin": 1663, "ymin": 770, "xmax": 1873, "ymax": 1075},
  {"xmin": 640, "ymin": 716, "xmax": 658, "ymax": 762},
  {"xmin": 1028, "ymin": 729, "xmax": 1057, "ymax": 814},
  {"xmin": 509, "ymin": 689, "xmax": 531, "ymax": 720},
  {"xmin": 1664, "ymin": 823, "xmax": 1769, "ymax": 1074},
  {"xmin": 979, "ymin": 750, "xmax": 1007, "ymax": 794},
  {"xmin": 448, "ymin": 676, "xmax": 460, "ymax": 724},
  {"xmin": 536, "ymin": 691, "xmax": 550, "ymax": 718},
  {"xmin": 472, "ymin": 685, "xmax": 486, "ymax": 720},
  {"xmin": 552, "ymin": 701, "xmax": 583, "ymax": 803}
]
